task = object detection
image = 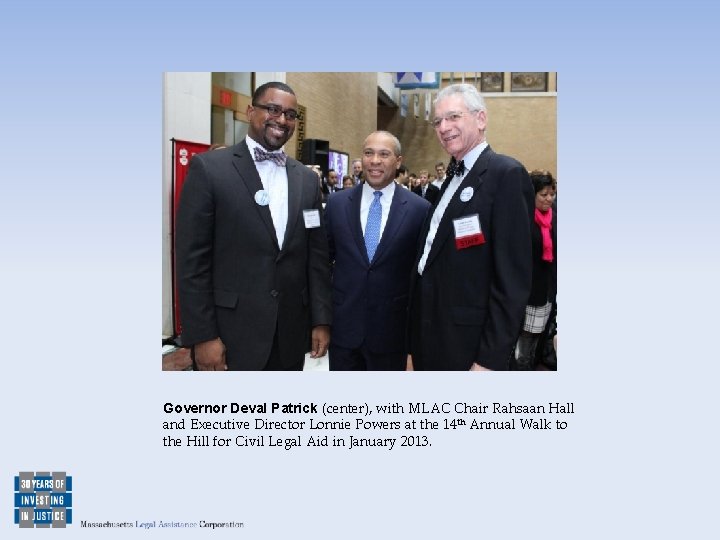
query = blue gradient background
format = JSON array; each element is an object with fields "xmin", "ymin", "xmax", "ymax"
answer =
[{"xmin": 2, "ymin": 1, "xmax": 719, "ymax": 538}]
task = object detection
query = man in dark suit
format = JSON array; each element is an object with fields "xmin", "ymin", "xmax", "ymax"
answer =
[
  {"xmin": 432, "ymin": 162, "xmax": 446, "ymax": 189},
  {"xmin": 411, "ymin": 169, "xmax": 441, "ymax": 205},
  {"xmin": 325, "ymin": 131, "xmax": 430, "ymax": 370},
  {"xmin": 409, "ymin": 83, "xmax": 534, "ymax": 371},
  {"xmin": 326, "ymin": 169, "xmax": 340, "ymax": 193},
  {"xmin": 350, "ymin": 158, "xmax": 363, "ymax": 185},
  {"xmin": 176, "ymin": 81, "xmax": 332, "ymax": 371}
]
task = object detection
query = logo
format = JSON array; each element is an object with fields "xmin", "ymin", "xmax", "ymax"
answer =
[{"xmin": 14, "ymin": 472, "xmax": 72, "ymax": 528}]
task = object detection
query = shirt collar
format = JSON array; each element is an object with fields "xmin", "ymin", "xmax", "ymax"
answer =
[
  {"xmin": 362, "ymin": 180, "xmax": 396, "ymax": 199},
  {"xmin": 245, "ymin": 135, "xmax": 284, "ymax": 155},
  {"xmin": 457, "ymin": 141, "xmax": 488, "ymax": 176}
]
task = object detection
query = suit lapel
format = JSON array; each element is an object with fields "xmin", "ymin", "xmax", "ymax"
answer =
[
  {"xmin": 345, "ymin": 184, "xmax": 368, "ymax": 264},
  {"xmin": 283, "ymin": 158, "xmax": 302, "ymax": 250},
  {"xmin": 231, "ymin": 141, "xmax": 279, "ymax": 251},
  {"xmin": 424, "ymin": 146, "xmax": 493, "ymax": 270},
  {"xmin": 372, "ymin": 186, "xmax": 408, "ymax": 265}
]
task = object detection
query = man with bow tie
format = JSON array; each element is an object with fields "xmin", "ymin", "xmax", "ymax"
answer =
[
  {"xmin": 409, "ymin": 83, "xmax": 534, "ymax": 371},
  {"xmin": 176, "ymin": 81, "xmax": 332, "ymax": 370}
]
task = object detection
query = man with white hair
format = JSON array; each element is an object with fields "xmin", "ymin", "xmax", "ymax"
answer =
[{"xmin": 409, "ymin": 83, "xmax": 534, "ymax": 371}]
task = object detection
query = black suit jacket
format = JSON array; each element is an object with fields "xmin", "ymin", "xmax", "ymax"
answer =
[
  {"xmin": 175, "ymin": 140, "xmax": 332, "ymax": 370},
  {"xmin": 325, "ymin": 184, "xmax": 430, "ymax": 354},
  {"xmin": 409, "ymin": 146, "xmax": 534, "ymax": 370},
  {"xmin": 413, "ymin": 183, "xmax": 441, "ymax": 205}
]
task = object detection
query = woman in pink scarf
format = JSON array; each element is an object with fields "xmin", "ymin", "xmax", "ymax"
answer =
[{"xmin": 511, "ymin": 171, "xmax": 557, "ymax": 370}]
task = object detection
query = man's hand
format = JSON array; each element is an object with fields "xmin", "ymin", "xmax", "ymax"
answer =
[
  {"xmin": 470, "ymin": 362, "xmax": 492, "ymax": 371},
  {"xmin": 406, "ymin": 354, "xmax": 414, "ymax": 371},
  {"xmin": 310, "ymin": 325, "xmax": 330, "ymax": 358},
  {"xmin": 194, "ymin": 338, "xmax": 227, "ymax": 371}
]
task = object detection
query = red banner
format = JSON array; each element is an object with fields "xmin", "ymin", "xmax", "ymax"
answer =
[
  {"xmin": 172, "ymin": 139, "xmax": 211, "ymax": 337},
  {"xmin": 173, "ymin": 139, "xmax": 211, "ymax": 216}
]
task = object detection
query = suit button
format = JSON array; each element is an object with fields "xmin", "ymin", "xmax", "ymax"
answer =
[{"xmin": 270, "ymin": 290, "xmax": 279, "ymax": 297}]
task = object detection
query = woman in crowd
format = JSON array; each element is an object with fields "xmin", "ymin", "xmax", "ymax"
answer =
[{"xmin": 512, "ymin": 170, "xmax": 557, "ymax": 370}]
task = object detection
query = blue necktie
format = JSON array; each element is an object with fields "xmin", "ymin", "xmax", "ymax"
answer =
[{"xmin": 364, "ymin": 191, "xmax": 383, "ymax": 261}]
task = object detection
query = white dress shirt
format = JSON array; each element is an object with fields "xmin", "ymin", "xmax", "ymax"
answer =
[
  {"xmin": 246, "ymin": 136, "xmax": 288, "ymax": 249},
  {"xmin": 418, "ymin": 141, "xmax": 488, "ymax": 274},
  {"xmin": 360, "ymin": 181, "xmax": 396, "ymax": 238}
]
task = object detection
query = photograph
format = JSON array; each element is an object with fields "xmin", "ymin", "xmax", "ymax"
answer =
[
  {"xmin": 511, "ymin": 72, "xmax": 549, "ymax": 92},
  {"xmin": 162, "ymin": 72, "xmax": 557, "ymax": 372}
]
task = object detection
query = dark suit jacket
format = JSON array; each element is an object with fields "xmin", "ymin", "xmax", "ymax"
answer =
[
  {"xmin": 412, "ymin": 183, "xmax": 441, "ymax": 205},
  {"xmin": 409, "ymin": 146, "xmax": 534, "ymax": 370},
  {"xmin": 176, "ymin": 140, "xmax": 332, "ymax": 370},
  {"xmin": 325, "ymin": 184, "xmax": 430, "ymax": 354}
]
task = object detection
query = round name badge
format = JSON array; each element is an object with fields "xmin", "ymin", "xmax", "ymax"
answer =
[
  {"xmin": 459, "ymin": 187, "xmax": 474, "ymax": 202},
  {"xmin": 254, "ymin": 190, "xmax": 270, "ymax": 206}
]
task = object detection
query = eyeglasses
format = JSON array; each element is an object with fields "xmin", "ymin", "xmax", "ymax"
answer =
[
  {"xmin": 431, "ymin": 110, "xmax": 478, "ymax": 129},
  {"xmin": 252, "ymin": 103, "xmax": 299, "ymax": 121}
]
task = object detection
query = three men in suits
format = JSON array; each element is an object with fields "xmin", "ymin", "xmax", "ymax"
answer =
[
  {"xmin": 409, "ymin": 84, "xmax": 534, "ymax": 371},
  {"xmin": 176, "ymin": 81, "xmax": 332, "ymax": 371},
  {"xmin": 325, "ymin": 131, "xmax": 430, "ymax": 370}
]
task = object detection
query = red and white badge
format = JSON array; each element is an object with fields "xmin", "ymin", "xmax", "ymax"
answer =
[{"xmin": 453, "ymin": 214, "xmax": 485, "ymax": 249}]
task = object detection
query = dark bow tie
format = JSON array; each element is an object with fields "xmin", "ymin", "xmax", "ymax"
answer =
[
  {"xmin": 445, "ymin": 158, "xmax": 466, "ymax": 180},
  {"xmin": 254, "ymin": 146, "xmax": 287, "ymax": 167}
]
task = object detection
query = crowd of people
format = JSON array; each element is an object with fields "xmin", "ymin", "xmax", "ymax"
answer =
[{"xmin": 176, "ymin": 81, "xmax": 556, "ymax": 371}]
